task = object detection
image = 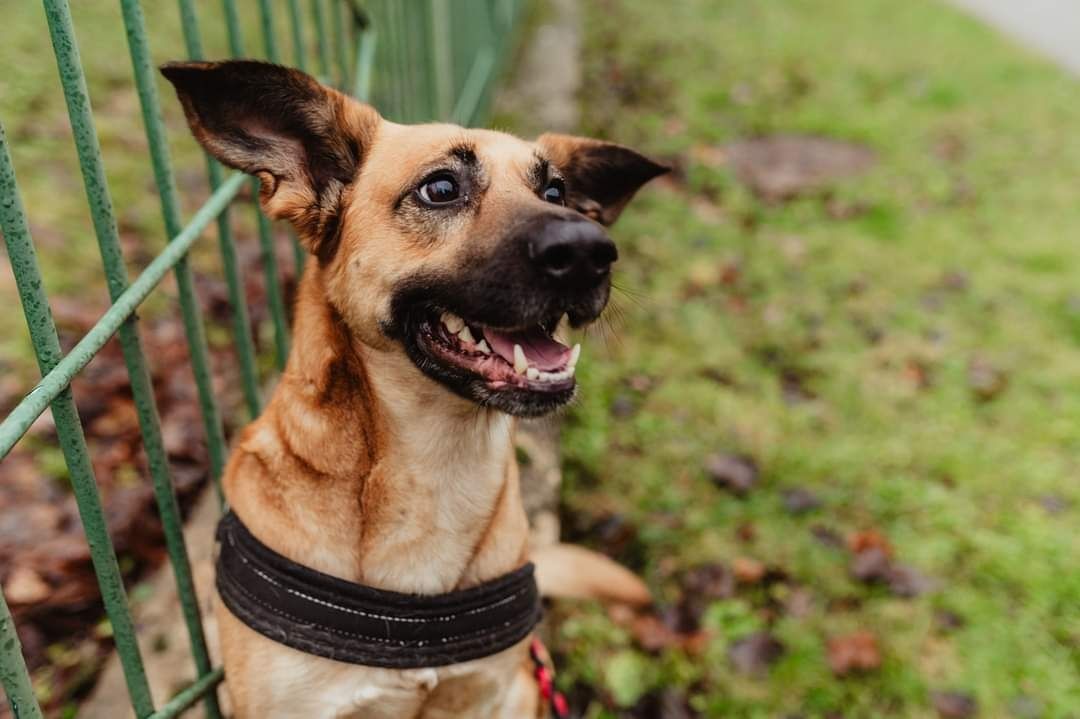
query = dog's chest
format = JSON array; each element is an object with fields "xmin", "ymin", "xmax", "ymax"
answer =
[
  {"xmin": 355, "ymin": 414, "xmax": 516, "ymax": 593},
  {"xmin": 252, "ymin": 644, "xmax": 524, "ymax": 719}
]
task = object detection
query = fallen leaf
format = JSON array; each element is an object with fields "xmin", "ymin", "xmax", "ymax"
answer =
[
  {"xmin": 705, "ymin": 453, "xmax": 759, "ymax": 495},
  {"xmin": 932, "ymin": 132, "xmax": 967, "ymax": 163},
  {"xmin": 733, "ymin": 557, "xmax": 766, "ymax": 585},
  {"xmin": 931, "ymin": 690, "xmax": 978, "ymax": 718},
  {"xmin": 886, "ymin": 563, "xmax": 936, "ymax": 598},
  {"xmin": 782, "ymin": 487, "xmax": 822, "ymax": 515},
  {"xmin": 850, "ymin": 547, "xmax": 893, "ymax": 584},
  {"xmin": 698, "ymin": 367, "xmax": 736, "ymax": 386},
  {"xmin": 934, "ymin": 609, "xmax": 965, "ymax": 633},
  {"xmin": 675, "ymin": 563, "xmax": 735, "ymax": 631},
  {"xmin": 810, "ymin": 525, "xmax": 845, "ymax": 549},
  {"xmin": 728, "ymin": 631, "xmax": 785, "ymax": 676},
  {"xmin": 826, "ymin": 631, "xmax": 881, "ymax": 676},
  {"xmin": 726, "ymin": 135, "xmax": 876, "ymax": 202},
  {"xmin": 784, "ymin": 587, "xmax": 815, "ymax": 618},
  {"xmin": 824, "ymin": 195, "xmax": 868, "ymax": 220},
  {"xmin": 630, "ymin": 613, "xmax": 684, "ymax": 653},
  {"xmin": 968, "ymin": 356, "xmax": 1008, "ymax": 402},
  {"xmin": 736, "ymin": 522, "xmax": 757, "ymax": 543},
  {"xmin": 681, "ymin": 563, "xmax": 735, "ymax": 600},
  {"xmin": 586, "ymin": 513, "xmax": 646, "ymax": 570},
  {"xmin": 683, "ymin": 261, "xmax": 723, "ymax": 297},
  {"xmin": 688, "ymin": 144, "xmax": 727, "ymax": 168},
  {"xmin": 904, "ymin": 358, "xmax": 932, "ymax": 390},
  {"xmin": 626, "ymin": 688, "xmax": 699, "ymax": 719},
  {"xmin": 611, "ymin": 393, "xmax": 637, "ymax": 419},
  {"xmin": 4, "ymin": 566, "xmax": 51, "ymax": 604},
  {"xmin": 1037, "ymin": 494, "xmax": 1069, "ymax": 515},
  {"xmin": 937, "ymin": 270, "xmax": 969, "ymax": 292},
  {"xmin": 848, "ymin": 530, "xmax": 893, "ymax": 556}
]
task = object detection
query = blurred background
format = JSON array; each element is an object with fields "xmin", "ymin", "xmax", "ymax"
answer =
[{"xmin": 2, "ymin": 0, "xmax": 1080, "ymax": 717}]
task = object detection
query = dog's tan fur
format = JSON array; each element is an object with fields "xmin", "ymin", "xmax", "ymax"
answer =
[{"xmin": 164, "ymin": 60, "xmax": 661, "ymax": 718}]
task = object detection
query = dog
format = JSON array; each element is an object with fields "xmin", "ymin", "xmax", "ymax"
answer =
[{"xmin": 162, "ymin": 59, "xmax": 666, "ymax": 718}]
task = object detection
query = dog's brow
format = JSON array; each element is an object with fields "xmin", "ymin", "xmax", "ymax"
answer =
[
  {"xmin": 448, "ymin": 142, "xmax": 477, "ymax": 165},
  {"xmin": 527, "ymin": 153, "xmax": 550, "ymax": 189}
]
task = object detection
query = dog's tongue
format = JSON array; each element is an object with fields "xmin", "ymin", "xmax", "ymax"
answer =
[{"xmin": 484, "ymin": 327, "xmax": 570, "ymax": 371}]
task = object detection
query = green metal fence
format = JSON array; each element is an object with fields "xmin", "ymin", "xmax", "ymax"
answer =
[{"xmin": 0, "ymin": 1, "xmax": 524, "ymax": 716}]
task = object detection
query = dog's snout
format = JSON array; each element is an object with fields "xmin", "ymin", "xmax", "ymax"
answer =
[{"xmin": 528, "ymin": 218, "xmax": 617, "ymax": 288}]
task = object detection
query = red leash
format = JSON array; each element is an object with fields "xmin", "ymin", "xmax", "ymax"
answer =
[{"xmin": 530, "ymin": 638, "xmax": 570, "ymax": 718}]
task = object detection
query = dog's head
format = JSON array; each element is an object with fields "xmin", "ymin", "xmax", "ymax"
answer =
[{"xmin": 163, "ymin": 60, "xmax": 666, "ymax": 417}]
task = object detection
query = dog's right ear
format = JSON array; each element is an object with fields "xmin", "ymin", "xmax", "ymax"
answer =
[{"xmin": 161, "ymin": 60, "xmax": 379, "ymax": 259}]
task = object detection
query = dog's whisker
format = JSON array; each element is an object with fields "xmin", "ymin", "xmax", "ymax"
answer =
[{"xmin": 611, "ymin": 280, "xmax": 649, "ymax": 310}]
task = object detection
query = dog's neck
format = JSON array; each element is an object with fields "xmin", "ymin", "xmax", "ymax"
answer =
[{"xmin": 226, "ymin": 266, "xmax": 529, "ymax": 595}]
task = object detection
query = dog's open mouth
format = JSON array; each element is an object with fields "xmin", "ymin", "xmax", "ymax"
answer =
[{"xmin": 418, "ymin": 310, "xmax": 579, "ymax": 394}]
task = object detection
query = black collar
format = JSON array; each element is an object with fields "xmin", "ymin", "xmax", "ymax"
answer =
[{"xmin": 215, "ymin": 511, "xmax": 542, "ymax": 669}]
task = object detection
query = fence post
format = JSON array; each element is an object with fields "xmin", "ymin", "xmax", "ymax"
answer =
[
  {"xmin": 1, "ymin": 3, "xmax": 527, "ymax": 714},
  {"xmin": 0, "ymin": 113, "xmax": 155, "ymax": 716},
  {"xmin": 0, "ymin": 588, "xmax": 42, "ymax": 719},
  {"xmin": 176, "ymin": 0, "xmax": 262, "ymax": 420}
]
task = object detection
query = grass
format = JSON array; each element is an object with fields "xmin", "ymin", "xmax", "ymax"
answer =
[
  {"xmin": 3, "ymin": 0, "xmax": 1079, "ymax": 716},
  {"xmin": 552, "ymin": 0, "xmax": 1080, "ymax": 716}
]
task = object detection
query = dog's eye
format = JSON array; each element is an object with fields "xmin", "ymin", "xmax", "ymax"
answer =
[
  {"xmin": 417, "ymin": 174, "xmax": 461, "ymax": 206},
  {"xmin": 542, "ymin": 178, "xmax": 566, "ymax": 205}
]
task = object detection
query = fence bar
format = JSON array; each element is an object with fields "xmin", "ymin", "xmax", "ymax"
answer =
[
  {"xmin": 430, "ymin": 0, "xmax": 454, "ymax": 120},
  {"xmin": 333, "ymin": 0, "xmax": 350, "ymax": 89},
  {"xmin": 287, "ymin": 0, "xmax": 307, "ymax": 70},
  {"xmin": 0, "ymin": 554, "xmax": 42, "ymax": 719},
  {"xmin": 0, "ymin": 117, "xmax": 155, "ymax": 716},
  {"xmin": 256, "ymin": 0, "xmax": 281, "ymax": 61},
  {"xmin": 0, "ymin": 173, "xmax": 245, "ymax": 462},
  {"xmin": 250, "ymin": 0, "xmax": 293, "ymax": 369},
  {"xmin": 453, "ymin": 47, "xmax": 496, "ymax": 126},
  {"xmin": 368, "ymin": 0, "xmax": 399, "ymax": 119},
  {"xmin": 284, "ymin": 0, "xmax": 312, "ymax": 274},
  {"xmin": 255, "ymin": 203, "xmax": 290, "ymax": 369},
  {"xmin": 146, "ymin": 667, "xmax": 224, "ymax": 719},
  {"xmin": 312, "ymin": 0, "xmax": 332, "ymax": 79},
  {"xmin": 42, "ymin": 3, "xmax": 223, "ymax": 716},
  {"xmin": 177, "ymin": 0, "xmax": 261, "ymax": 419},
  {"xmin": 353, "ymin": 23, "xmax": 376, "ymax": 102},
  {"xmin": 118, "ymin": 0, "xmax": 229, "ymax": 501},
  {"xmin": 221, "ymin": 0, "xmax": 245, "ymax": 57},
  {"xmin": 393, "ymin": 1, "xmax": 414, "ymax": 121},
  {"xmin": 219, "ymin": 0, "xmax": 291, "ymax": 369}
]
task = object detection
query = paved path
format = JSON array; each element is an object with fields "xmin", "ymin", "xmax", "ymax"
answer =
[{"xmin": 949, "ymin": 0, "xmax": 1080, "ymax": 74}]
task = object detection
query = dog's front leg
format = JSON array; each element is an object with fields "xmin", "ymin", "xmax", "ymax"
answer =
[{"xmin": 415, "ymin": 640, "xmax": 537, "ymax": 719}]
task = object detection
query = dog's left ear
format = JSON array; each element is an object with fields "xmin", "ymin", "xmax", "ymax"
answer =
[
  {"xmin": 161, "ymin": 60, "xmax": 379, "ymax": 259},
  {"xmin": 537, "ymin": 133, "xmax": 669, "ymax": 225}
]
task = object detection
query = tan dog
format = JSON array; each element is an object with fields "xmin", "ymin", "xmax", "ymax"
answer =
[{"xmin": 163, "ymin": 60, "xmax": 665, "ymax": 719}]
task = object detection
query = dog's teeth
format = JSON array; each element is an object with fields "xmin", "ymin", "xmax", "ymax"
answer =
[
  {"xmin": 442, "ymin": 312, "xmax": 465, "ymax": 333},
  {"xmin": 526, "ymin": 367, "xmax": 540, "ymax": 380},
  {"xmin": 476, "ymin": 339, "xmax": 491, "ymax": 354},
  {"xmin": 513, "ymin": 344, "xmax": 528, "ymax": 374},
  {"xmin": 534, "ymin": 367, "xmax": 576, "ymax": 382},
  {"xmin": 568, "ymin": 343, "xmax": 581, "ymax": 368},
  {"xmin": 566, "ymin": 364, "xmax": 576, "ymax": 376},
  {"xmin": 458, "ymin": 326, "xmax": 475, "ymax": 344}
]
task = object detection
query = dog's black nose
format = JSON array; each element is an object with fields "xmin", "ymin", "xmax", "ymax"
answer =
[{"xmin": 529, "ymin": 218, "xmax": 617, "ymax": 288}]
